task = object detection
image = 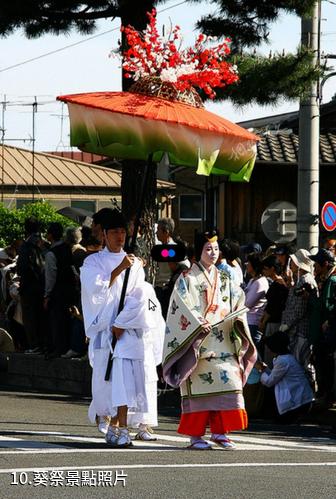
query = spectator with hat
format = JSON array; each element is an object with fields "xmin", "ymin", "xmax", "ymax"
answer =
[
  {"xmin": 308, "ymin": 248, "xmax": 336, "ymax": 407},
  {"xmin": 279, "ymin": 249, "xmax": 317, "ymax": 386}
]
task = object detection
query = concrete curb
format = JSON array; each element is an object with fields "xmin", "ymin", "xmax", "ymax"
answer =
[{"xmin": 0, "ymin": 352, "xmax": 91, "ymax": 396}]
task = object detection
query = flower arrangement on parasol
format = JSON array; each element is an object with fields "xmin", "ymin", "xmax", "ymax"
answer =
[{"xmin": 118, "ymin": 9, "xmax": 239, "ymax": 107}]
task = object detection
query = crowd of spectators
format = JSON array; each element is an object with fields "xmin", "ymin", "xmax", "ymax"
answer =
[
  {"xmin": 0, "ymin": 217, "xmax": 91, "ymax": 359},
  {"xmin": 1, "ymin": 210, "xmax": 335, "ymax": 417},
  {"xmin": 153, "ymin": 221, "xmax": 336, "ymax": 416}
]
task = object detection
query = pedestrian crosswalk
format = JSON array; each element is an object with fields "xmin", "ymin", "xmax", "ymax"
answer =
[{"xmin": 0, "ymin": 430, "xmax": 335, "ymax": 455}]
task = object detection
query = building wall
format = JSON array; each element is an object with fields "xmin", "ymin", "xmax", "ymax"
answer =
[
  {"xmin": 171, "ymin": 167, "xmax": 222, "ymax": 244},
  {"xmin": 2, "ymin": 189, "xmax": 169, "ymax": 219},
  {"xmin": 224, "ymin": 164, "xmax": 297, "ymax": 245},
  {"xmin": 172, "ymin": 162, "xmax": 336, "ymax": 247}
]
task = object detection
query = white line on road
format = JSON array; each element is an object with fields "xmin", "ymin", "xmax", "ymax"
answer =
[
  {"xmin": 1, "ymin": 462, "xmax": 336, "ymax": 474},
  {"xmin": 0, "ymin": 435, "xmax": 64, "ymax": 449},
  {"xmin": 0, "ymin": 430, "xmax": 335, "ymax": 455}
]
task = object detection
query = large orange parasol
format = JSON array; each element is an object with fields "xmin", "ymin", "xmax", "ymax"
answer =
[{"xmin": 57, "ymin": 88, "xmax": 258, "ymax": 180}]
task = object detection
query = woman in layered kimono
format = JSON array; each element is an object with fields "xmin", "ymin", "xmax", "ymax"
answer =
[{"xmin": 163, "ymin": 231, "xmax": 257, "ymax": 450}]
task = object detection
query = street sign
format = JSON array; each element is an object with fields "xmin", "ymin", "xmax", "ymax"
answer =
[
  {"xmin": 261, "ymin": 201, "xmax": 297, "ymax": 243},
  {"xmin": 321, "ymin": 201, "xmax": 336, "ymax": 231}
]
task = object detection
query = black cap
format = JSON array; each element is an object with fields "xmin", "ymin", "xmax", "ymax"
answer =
[
  {"xmin": 101, "ymin": 209, "xmax": 127, "ymax": 231},
  {"xmin": 241, "ymin": 242, "xmax": 262, "ymax": 254},
  {"xmin": 309, "ymin": 248, "xmax": 335, "ymax": 266},
  {"xmin": 274, "ymin": 245, "xmax": 290, "ymax": 256}
]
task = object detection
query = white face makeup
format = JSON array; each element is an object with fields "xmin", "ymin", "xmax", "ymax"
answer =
[{"xmin": 200, "ymin": 241, "xmax": 219, "ymax": 268}]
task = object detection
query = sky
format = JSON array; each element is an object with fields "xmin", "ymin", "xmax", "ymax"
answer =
[{"xmin": 0, "ymin": 0, "xmax": 335, "ymax": 152}]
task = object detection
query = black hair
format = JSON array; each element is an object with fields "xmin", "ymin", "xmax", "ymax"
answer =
[
  {"xmin": 80, "ymin": 225, "xmax": 92, "ymax": 245},
  {"xmin": 262, "ymin": 255, "xmax": 282, "ymax": 275},
  {"xmin": 85, "ymin": 235, "xmax": 102, "ymax": 247},
  {"xmin": 247, "ymin": 252, "xmax": 263, "ymax": 276},
  {"xmin": 194, "ymin": 230, "xmax": 218, "ymax": 261},
  {"xmin": 92, "ymin": 208, "xmax": 116, "ymax": 226},
  {"xmin": 220, "ymin": 238, "xmax": 240, "ymax": 262},
  {"xmin": 46, "ymin": 222, "xmax": 63, "ymax": 241},
  {"xmin": 24, "ymin": 216, "xmax": 40, "ymax": 237},
  {"xmin": 100, "ymin": 209, "xmax": 127, "ymax": 232},
  {"xmin": 264, "ymin": 331, "xmax": 290, "ymax": 355}
]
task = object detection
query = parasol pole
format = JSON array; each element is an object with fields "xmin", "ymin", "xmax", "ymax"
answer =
[{"xmin": 105, "ymin": 153, "xmax": 154, "ymax": 381}]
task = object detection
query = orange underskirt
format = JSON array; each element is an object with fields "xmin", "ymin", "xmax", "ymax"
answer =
[{"xmin": 178, "ymin": 409, "xmax": 248, "ymax": 437}]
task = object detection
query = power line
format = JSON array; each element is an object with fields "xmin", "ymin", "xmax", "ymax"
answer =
[{"xmin": 0, "ymin": 0, "xmax": 188, "ymax": 74}]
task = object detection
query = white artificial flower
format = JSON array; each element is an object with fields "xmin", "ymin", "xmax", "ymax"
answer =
[{"xmin": 161, "ymin": 68, "xmax": 178, "ymax": 82}]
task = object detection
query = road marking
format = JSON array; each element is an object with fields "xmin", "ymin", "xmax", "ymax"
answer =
[
  {"xmin": 0, "ymin": 430, "xmax": 335, "ymax": 455},
  {"xmin": 1, "ymin": 462, "xmax": 336, "ymax": 474},
  {"xmin": 0, "ymin": 435, "xmax": 62, "ymax": 449}
]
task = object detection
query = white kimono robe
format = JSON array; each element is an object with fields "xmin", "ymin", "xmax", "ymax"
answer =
[{"xmin": 80, "ymin": 247, "xmax": 164, "ymax": 424}]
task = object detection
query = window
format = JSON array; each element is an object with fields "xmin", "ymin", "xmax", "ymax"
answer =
[
  {"xmin": 16, "ymin": 199, "xmax": 34, "ymax": 209},
  {"xmin": 71, "ymin": 200, "xmax": 96, "ymax": 213},
  {"xmin": 179, "ymin": 194, "xmax": 203, "ymax": 221}
]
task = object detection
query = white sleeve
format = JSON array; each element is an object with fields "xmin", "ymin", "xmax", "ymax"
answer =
[
  {"xmin": 113, "ymin": 264, "xmax": 150, "ymax": 329},
  {"xmin": 260, "ymin": 357, "xmax": 289, "ymax": 387},
  {"xmin": 80, "ymin": 256, "xmax": 112, "ymax": 337}
]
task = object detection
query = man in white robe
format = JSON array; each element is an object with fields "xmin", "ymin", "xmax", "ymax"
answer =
[{"xmin": 81, "ymin": 210, "xmax": 164, "ymax": 447}]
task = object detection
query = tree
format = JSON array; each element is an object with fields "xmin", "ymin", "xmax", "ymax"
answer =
[
  {"xmin": 0, "ymin": 1, "xmax": 323, "ymax": 105},
  {"xmin": 0, "ymin": 1, "xmax": 324, "ymax": 236},
  {"xmin": 0, "ymin": 1, "xmax": 161, "ymax": 243},
  {"xmin": 0, "ymin": 201, "xmax": 72, "ymax": 246},
  {"xmin": 0, "ymin": 1, "xmax": 154, "ymax": 37},
  {"xmin": 193, "ymin": 1, "xmax": 316, "ymax": 50},
  {"xmin": 191, "ymin": 0, "xmax": 322, "ymax": 106}
]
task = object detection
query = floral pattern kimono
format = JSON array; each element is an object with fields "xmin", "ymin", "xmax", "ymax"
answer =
[{"xmin": 163, "ymin": 262, "xmax": 256, "ymax": 415}]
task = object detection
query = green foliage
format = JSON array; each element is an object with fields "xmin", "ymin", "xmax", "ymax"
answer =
[
  {"xmin": 17, "ymin": 201, "xmax": 72, "ymax": 233},
  {"xmin": 192, "ymin": 0, "xmax": 321, "ymax": 104},
  {"xmin": 193, "ymin": 0, "xmax": 316, "ymax": 50},
  {"xmin": 211, "ymin": 50, "xmax": 324, "ymax": 106},
  {"xmin": 0, "ymin": 201, "xmax": 75, "ymax": 247},
  {"xmin": 0, "ymin": 204, "xmax": 22, "ymax": 247},
  {"xmin": 0, "ymin": 0, "xmax": 324, "ymax": 109},
  {"xmin": 0, "ymin": 1, "xmax": 162, "ymax": 38},
  {"xmin": 0, "ymin": 0, "xmax": 315, "ymax": 41}
]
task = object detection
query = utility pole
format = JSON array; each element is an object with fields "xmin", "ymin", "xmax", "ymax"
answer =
[
  {"xmin": 31, "ymin": 96, "xmax": 37, "ymax": 202},
  {"xmin": 297, "ymin": 1, "xmax": 320, "ymax": 251},
  {"xmin": 0, "ymin": 95, "xmax": 7, "ymax": 203}
]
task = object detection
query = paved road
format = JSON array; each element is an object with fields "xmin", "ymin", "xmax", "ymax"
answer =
[{"xmin": 0, "ymin": 390, "xmax": 336, "ymax": 498}]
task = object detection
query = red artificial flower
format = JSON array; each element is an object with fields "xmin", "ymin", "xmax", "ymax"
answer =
[{"xmin": 118, "ymin": 9, "xmax": 239, "ymax": 98}]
